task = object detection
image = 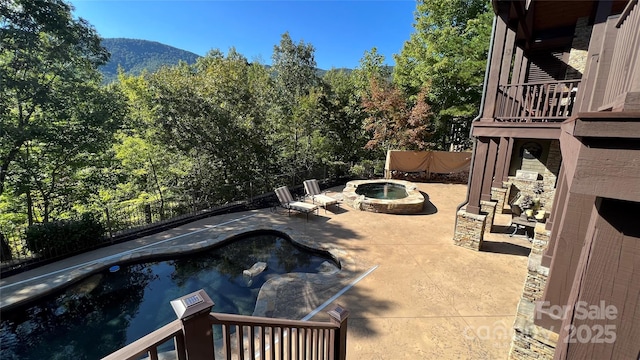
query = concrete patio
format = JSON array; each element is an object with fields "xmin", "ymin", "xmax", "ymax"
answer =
[{"xmin": 0, "ymin": 182, "xmax": 531, "ymax": 359}]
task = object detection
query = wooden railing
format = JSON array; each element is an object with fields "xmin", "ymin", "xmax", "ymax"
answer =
[
  {"xmin": 602, "ymin": 0, "xmax": 639, "ymax": 107},
  {"xmin": 495, "ymin": 80, "xmax": 581, "ymax": 122},
  {"xmin": 102, "ymin": 319, "xmax": 186, "ymax": 360},
  {"xmin": 102, "ymin": 303, "xmax": 349, "ymax": 360},
  {"xmin": 209, "ymin": 311, "xmax": 347, "ymax": 360}
]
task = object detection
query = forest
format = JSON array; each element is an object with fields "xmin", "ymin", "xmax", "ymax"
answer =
[{"xmin": 0, "ymin": 0, "xmax": 492, "ymax": 260}]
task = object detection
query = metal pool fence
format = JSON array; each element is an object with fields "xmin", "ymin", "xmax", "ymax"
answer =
[{"xmin": 0, "ymin": 164, "xmax": 351, "ymax": 275}]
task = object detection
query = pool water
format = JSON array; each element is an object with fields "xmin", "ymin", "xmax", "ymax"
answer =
[
  {"xmin": 0, "ymin": 232, "xmax": 336, "ymax": 360},
  {"xmin": 355, "ymin": 183, "xmax": 408, "ymax": 200}
]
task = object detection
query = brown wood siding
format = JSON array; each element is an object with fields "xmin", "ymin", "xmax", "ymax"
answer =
[{"xmin": 555, "ymin": 198, "xmax": 640, "ymax": 360}]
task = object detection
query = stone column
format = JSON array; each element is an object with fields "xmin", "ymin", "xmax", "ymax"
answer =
[
  {"xmin": 481, "ymin": 200, "xmax": 498, "ymax": 234},
  {"xmin": 453, "ymin": 209, "xmax": 487, "ymax": 251},
  {"xmin": 467, "ymin": 137, "xmax": 490, "ymax": 215},
  {"xmin": 508, "ymin": 223, "xmax": 559, "ymax": 360},
  {"xmin": 491, "ymin": 187, "xmax": 508, "ymax": 214}
]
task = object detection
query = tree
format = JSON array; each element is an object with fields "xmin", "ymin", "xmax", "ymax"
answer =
[
  {"xmin": 394, "ymin": 0, "xmax": 492, "ymax": 148},
  {"xmin": 270, "ymin": 32, "xmax": 320, "ymax": 173},
  {"xmin": 352, "ymin": 47, "xmax": 392, "ymax": 97},
  {"xmin": 1, "ymin": 0, "xmax": 109, "ymax": 192},
  {"xmin": 322, "ymin": 69, "xmax": 368, "ymax": 162},
  {"xmin": 362, "ymin": 79, "xmax": 433, "ymax": 153},
  {"xmin": 148, "ymin": 49, "xmax": 273, "ymax": 204},
  {"xmin": 1, "ymin": 0, "xmax": 125, "ymax": 223}
]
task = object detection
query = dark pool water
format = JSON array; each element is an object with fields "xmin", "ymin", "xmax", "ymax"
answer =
[
  {"xmin": 0, "ymin": 232, "xmax": 336, "ymax": 360},
  {"xmin": 355, "ymin": 183, "xmax": 408, "ymax": 200}
]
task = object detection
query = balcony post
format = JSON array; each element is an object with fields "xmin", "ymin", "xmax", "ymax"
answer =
[
  {"xmin": 481, "ymin": 14, "xmax": 509, "ymax": 120},
  {"xmin": 493, "ymin": 137, "xmax": 510, "ymax": 188},
  {"xmin": 466, "ymin": 137, "xmax": 489, "ymax": 214},
  {"xmin": 481, "ymin": 138, "xmax": 498, "ymax": 202},
  {"xmin": 328, "ymin": 305, "xmax": 350, "ymax": 360},
  {"xmin": 170, "ymin": 290, "xmax": 216, "ymax": 360}
]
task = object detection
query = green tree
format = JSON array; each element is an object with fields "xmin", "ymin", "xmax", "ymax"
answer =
[
  {"xmin": 1, "ymin": 0, "xmax": 125, "ymax": 224},
  {"xmin": 0, "ymin": 0, "xmax": 113, "ymax": 194},
  {"xmin": 11, "ymin": 85, "xmax": 125, "ymax": 223},
  {"xmin": 270, "ymin": 32, "xmax": 320, "ymax": 173},
  {"xmin": 149, "ymin": 49, "xmax": 273, "ymax": 204},
  {"xmin": 394, "ymin": 0, "xmax": 492, "ymax": 148},
  {"xmin": 322, "ymin": 69, "xmax": 368, "ymax": 162},
  {"xmin": 352, "ymin": 47, "xmax": 392, "ymax": 97},
  {"xmin": 106, "ymin": 71, "xmax": 194, "ymax": 218}
]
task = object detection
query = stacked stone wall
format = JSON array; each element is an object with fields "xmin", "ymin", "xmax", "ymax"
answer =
[
  {"xmin": 453, "ymin": 209, "xmax": 486, "ymax": 251},
  {"xmin": 491, "ymin": 187, "xmax": 508, "ymax": 213},
  {"xmin": 565, "ymin": 17, "xmax": 592, "ymax": 79},
  {"xmin": 480, "ymin": 200, "xmax": 497, "ymax": 234},
  {"xmin": 508, "ymin": 140, "xmax": 561, "ymax": 216},
  {"xmin": 508, "ymin": 225, "xmax": 558, "ymax": 359}
]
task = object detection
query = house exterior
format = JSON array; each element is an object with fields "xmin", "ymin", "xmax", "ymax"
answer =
[{"xmin": 452, "ymin": 0, "xmax": 640, "ymax": 359}]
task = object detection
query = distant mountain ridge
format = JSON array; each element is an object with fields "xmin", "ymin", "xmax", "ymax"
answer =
[
  {"xmin": 100, "ymin": 38, "xmax": 201, "ymax": 82},
  {"xmin": 99, "ymin": 38, "xmax": 353, "ymax": 82}
]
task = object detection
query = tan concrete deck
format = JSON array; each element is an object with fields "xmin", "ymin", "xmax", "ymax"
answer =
[{"xmin": 0, "ymin": 182, "xmax": 531, "ymax": 359}]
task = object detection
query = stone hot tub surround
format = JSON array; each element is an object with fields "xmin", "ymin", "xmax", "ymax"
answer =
[{"xmin": 342, "ymin": 179, "xmax": 425, "ymax": 214}]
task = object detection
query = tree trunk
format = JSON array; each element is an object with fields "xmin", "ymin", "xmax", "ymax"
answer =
[
  {"xmin": 26, "ymin": 189, "xmax": 34, "ymax": 226},
  {"xmin": 0, "ymin": 232, "xmax": 12, "ymax": 262},
  {"xmin": 148, "ymin": 156, "xmax": 165, "ymax": 219}
]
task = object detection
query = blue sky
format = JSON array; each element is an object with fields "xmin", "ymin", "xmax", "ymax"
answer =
[{"xmin": 69, "ymin": 0, "xmax": 417, "ymax": 70}]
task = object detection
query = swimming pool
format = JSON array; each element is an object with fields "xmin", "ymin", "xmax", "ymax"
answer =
[{"xmin": 0, "ymin": 231, "xmax": 337, "ymax": 360}]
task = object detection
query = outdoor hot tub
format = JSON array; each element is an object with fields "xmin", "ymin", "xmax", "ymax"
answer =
[{"xmin": 342, "ymin": 179, "xmax": 425, "ymax": 214}]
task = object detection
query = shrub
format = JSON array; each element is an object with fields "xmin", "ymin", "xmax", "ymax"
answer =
[
  {"xmin": 349, "ymin": 164, "xmax": 367, "ymax": 178},
  {"xmin": 25, "ymin": 214, "xmax": 105, "ymax": 259},
  {"xmin": 327, "ymin": 161, "xmax": 349, "ymax": 179}
]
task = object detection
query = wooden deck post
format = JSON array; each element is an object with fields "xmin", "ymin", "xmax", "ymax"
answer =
[
  {"xmin": 170, "ymin": 290, "xmax": 216, "ymax": 360},
  {"xmin": 328, "ymin": 305, "xmax": 350, "ymax": 360}
]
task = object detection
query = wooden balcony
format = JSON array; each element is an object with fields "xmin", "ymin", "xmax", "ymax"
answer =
[
  {"xmin": 101, "ymin": 290, "xmax": 349, "ymax": 360},
  {"xmin": 495, "ymin": 80, "xmax": 581, "ymax": 122}
]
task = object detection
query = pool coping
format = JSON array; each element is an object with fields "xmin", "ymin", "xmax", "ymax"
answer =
[
  {"xmin": 342, "ymin": 179, "xmax": 425, "ymax": 214},
  {"xmin": 0, "ymin": 215, "xmax": 357, "ymax": 314}
]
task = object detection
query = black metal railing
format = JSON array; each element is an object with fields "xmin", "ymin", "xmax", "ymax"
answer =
[{"xmin": 0, "ymin": 164, "xmax": 351, "ymax": 274}]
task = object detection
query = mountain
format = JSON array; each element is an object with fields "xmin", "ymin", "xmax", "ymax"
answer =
[
  {"xmin": 100, "ymin": 38, "xmax": 201, "ymax": 82},
  {"xmin": 99, "ymin": 38, "xmax": 354, "ymax": 82}
]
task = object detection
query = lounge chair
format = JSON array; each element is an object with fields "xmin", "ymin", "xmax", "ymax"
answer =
[
  {"xmin": 274, "ymin": 186, "xmax": 318, "ymax": 221},
  {"xmin": 303, "ymin": 179, "xmax": 339, "ymax": 213}
]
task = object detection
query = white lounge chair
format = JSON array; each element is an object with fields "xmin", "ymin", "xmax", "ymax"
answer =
[
  {"xmin": 303, "ymin": 179, "xmax": 339, "ymax": 213},
  {"xmin": 274, "ymin": 186, "xmax": 318, "ymax": 221}
]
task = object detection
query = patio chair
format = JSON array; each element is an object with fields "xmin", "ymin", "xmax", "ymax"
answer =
[
  {"xmin": 274, "ymin": 186, "xmax": 318, "ymax": 221},
  {"xmin": 303, "ymin": 179, "xmax": 339, "ymax": 213}
]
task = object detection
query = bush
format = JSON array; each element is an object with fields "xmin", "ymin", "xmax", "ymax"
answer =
[
  {"xmin": 327, "ymin": 161, "xmax": 349, "ymax": 179},
  {"xmin": 25, "ymin": 214, "xmax": 105, "ymax": 259},
  {"xmin": 349, "ymin": 164, "xmax": 367, "ymax": 178}
]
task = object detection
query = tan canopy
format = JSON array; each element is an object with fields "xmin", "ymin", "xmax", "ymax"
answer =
[{"xmin": 384, "ymin": 150, "xmax": 472, "ymax": 178}]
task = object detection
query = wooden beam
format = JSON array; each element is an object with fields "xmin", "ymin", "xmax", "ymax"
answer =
[
  {"xmin": 481, "ymin": 138, "xmax": 499, "ymax": 201},
  {"xmin": 472, "ymin": 122, "xmax": 561, "ymax": 139},
  {"xmin": 493, "ymin": 137, "xmax": 510, "ymax": 187},
  {"xmin": 467, "ymin": 138, "xmax": 490, "ymax": 215},
  {"xmin": 482, "ymin": 16, "xmax": 509, "ymax": 120},
  {"xmin": 572, "ymin": 112, "xmax": 640, "ymax": 138},
  {"xmin": 502, "ymin": 137, "xmax": 515, "ymax": 182}
]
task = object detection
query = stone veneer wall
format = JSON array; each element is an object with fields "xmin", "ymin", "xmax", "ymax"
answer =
[
  {"xmin": 480, "ymin": 200, "xmax": 497, "ymax": 234},
  {"xmin": 565, "ymin": 17, "xmax": 592, "ymax": 80},
  {"xmin": 509, "ymin": 224, "xmax": 558, "ymax": 359},
  {"xmin": 508, "ymin": 141, "xmax": 561, "ymax": 214},
  {"xmin": 491, "ymin": 187, "xmax": 508, "ymax": 214},
  {"xmin": 453, "ymin": 209, "xmax": 486, "ymax": 251}
]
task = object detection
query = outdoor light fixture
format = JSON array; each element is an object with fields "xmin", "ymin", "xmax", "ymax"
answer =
[{"xmin": 170, "ymin": 289, "xmax": 215, "ymax": 320}]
